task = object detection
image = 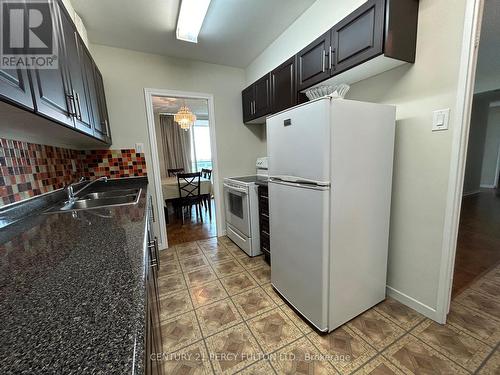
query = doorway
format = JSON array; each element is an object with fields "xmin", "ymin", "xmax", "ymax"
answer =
[
  {"xmin": 144, "ymin": 89, "xmax": 223, "ymax": 249},
  {"xmin": 438, "ymin": 0, "xmax": 500, "ymax": 321},
  {"xmin": 453, "ymin": 90, "xmax": 500, "ymax": 296}
]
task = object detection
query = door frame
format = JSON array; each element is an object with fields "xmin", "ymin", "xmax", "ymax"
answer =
[
  {"xmin": 435, "ymin": 0, "xmax": 484, "ymax": 323},
  {"xmin": 144, "ymin": 88, "xmax": 224, "ymax": 249},
  {"xmin": 495, "ymin": 135, "xmax": 500, "ymax": 188}
]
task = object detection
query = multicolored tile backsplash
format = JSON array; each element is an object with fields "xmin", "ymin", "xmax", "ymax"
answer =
[
  {"xmin": 81, "ymin": 150, "xmax": 147, "ymax": 179},
  {"xmin": 0, "ymin": 138, "xmax": 147, "ymax": 206}
]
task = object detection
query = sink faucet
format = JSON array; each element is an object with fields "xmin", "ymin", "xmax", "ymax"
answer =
[{"xmin": 66, "ymin": 176, "xmax": 108, "ymax": 203}]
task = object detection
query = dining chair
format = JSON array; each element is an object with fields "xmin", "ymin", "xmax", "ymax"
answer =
[
  {"xmin": 176, "ymin": 172, "xmax": 204, "ymax": 224},
  {"xmin": 168, "ymin": 168, "xmax": 185, "ymax": 177},
  {"xmin": 200, "ymin": 169, "xmax": 213, "ymax": 218},
  {"xmin": 201, "ymin": 168, "xmax": 212, "ymax": 179}
]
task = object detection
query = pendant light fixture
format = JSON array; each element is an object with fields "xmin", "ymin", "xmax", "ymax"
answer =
[{"xmin": 174, "ymin": 102, "xmax": 197, "ymax": 131}]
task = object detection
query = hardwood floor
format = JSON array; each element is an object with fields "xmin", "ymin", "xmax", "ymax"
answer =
[
  {"xmin": 166, "ymin": 199, "xmax": 217, "ymax": 246},
  {"xmin": 452, "ymin": 188, "xmax": 500, "ymax": 297}
]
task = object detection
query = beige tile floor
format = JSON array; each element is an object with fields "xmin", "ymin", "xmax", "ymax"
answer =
[{"xmin": 156, "ymin": 237, "xmax": 500, "ymax": 374}]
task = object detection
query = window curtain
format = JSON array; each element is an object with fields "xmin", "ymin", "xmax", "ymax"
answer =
[{"xmin": 159, "ymin": 115, "xmax": 192, "ymax": 174}]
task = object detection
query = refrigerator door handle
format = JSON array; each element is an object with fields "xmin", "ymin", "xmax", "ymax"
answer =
[
  {"xmin": 269, "ymin": 179, "xmax": 330, "ymax": 191},
  {"xmin": 269, "ymin": 175, "xmax": 330, "ymax": 187}
]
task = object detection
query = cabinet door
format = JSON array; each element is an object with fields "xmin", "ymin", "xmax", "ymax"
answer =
[
  {"xmin": 59, "ymin": 6, "xmax": 94, "ymax": 135},
  {"xmin": 253, "ymin": 74, "xmax": 271, "ymax": 118},
  {"xmin": 80, "ymin": 44, "xmax": 101, "ymax": 138},
  {"xmin": 271, "ymin": 56, "xmax": 297, "ymax": 114},
  {"xmin": 30, "ymin": 2, "xmax": 74, "ymax": 127},
  {"xmin": 0, "ymin": 69, "xmax": 34, "ymax": 110},
  {"xmin": 93, "ymin": 67, "xmax": 112, "ymax": 143},
  {"xmin": 297, "ymin": 31, "xmax": 332, "ymax": 91},
  {"xmin": 332, "ymin": 0, "xmax": 385, "ymax": 74},
  {"xmin": 241, "ymin": 85, "xmax": 254, "ymax": 123}
]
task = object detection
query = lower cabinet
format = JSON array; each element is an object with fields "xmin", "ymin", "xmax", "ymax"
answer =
[
  {"xmin": 258, "ymin": 185, "xmax": 270, "ymax": 263},
  {"xmin": 145, "ymin": 198, "xmax": 163, "ymax": 375}
]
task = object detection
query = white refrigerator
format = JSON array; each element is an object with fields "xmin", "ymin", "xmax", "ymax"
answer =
[{"xmin": 267, "ymin": 97, "xmax": 396, "ymax": 332}]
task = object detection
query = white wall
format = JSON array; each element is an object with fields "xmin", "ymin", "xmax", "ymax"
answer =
[
  {"xmin": 245, "ymin": 0, "xmax": 467, "ymax": 319},
  {"xmin": 480, "ymin": 106, "xmax": 500, "ymax": 187},
  {"xmin": 90, "ymin": 44, "xmax": 267, "ymax": 242}
]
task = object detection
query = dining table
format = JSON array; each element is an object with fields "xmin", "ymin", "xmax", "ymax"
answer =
[{"xmin": 161, "ymin": 176, "xmax": 213, "ymax": 219}]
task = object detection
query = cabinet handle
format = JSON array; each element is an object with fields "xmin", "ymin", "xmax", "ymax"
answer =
[
  {"xmin": 322, "ymin": 50, "xmax": 326, "ymax": 72},
  {"xmin": 149, "ymin": 195, "xmax": 155, "ymax": 222},
  {"xmin": 66, "ymin": 93, "xmax": 76, "ymax": 117},
  {"xmin": 74, "ymin": 90, "xmax": 82, "ymax": 120},
  {"xmin": 328, "ymin": 46, "xmax": 332, "ymax": 70}
]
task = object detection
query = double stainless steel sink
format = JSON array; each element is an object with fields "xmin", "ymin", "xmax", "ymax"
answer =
[{"xmin": 45, "ymin": 188, "xmax": 141, "ymax": 213}]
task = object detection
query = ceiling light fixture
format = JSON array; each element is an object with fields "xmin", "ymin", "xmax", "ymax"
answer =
[
  {"xmin": 176, "ymin": 0, "xmax": 211, "ymax": 43},
  {"xmin": 174, "ymin": 106, "xmax": 197, "ymax": 131}
]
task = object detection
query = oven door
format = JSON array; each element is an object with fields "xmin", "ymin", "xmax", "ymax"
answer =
[{"xmin": 224, "ymin": 183, "xmax": 251, "ymax": 237}]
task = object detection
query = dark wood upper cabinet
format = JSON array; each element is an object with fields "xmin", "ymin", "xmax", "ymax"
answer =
[
  {"xmin": 0, "ymin": 69, "xmax": 34, "ymax": 110},
  {"xmin": 242, "ymin": 86, "xmax": 254, "ymax": 123},
  {"xmin": 241, "ymin": 0, "xmax": 419, "ymax": 123},
  {"xmin": 271, "ymin": 56, "xmax": 297, "ymax": 114},
  {"xmin": 333, "ymin": 0, "xmax": 385, "ymax": 74},
  {"xmin": 92, "ymin": 67, "xmax": 111, "ymax": 143},
  {"xmin": 384, "ymin": 0, "xmax": 419, "ymax": 63},
  {"xmin": 241, "ymin": 73, "xmax": 271, "ymax": 124},
  {"xmin": 297, "ymin": 31, "xmax": 332, "ymax": 91},
  {"xmin": 30, "ymin": 1, "xmax": 74, "ymax": 127},
  {"xmin": 0, "ymin": 0, "xmax": 112, "ymax": 144},
  {"xmin": 253, "ymin": 74, "xmax": 271, "ymax": 118},
  {"xmin": 59, "ymin": 5, "xmax": 93, "ymax": 135}
]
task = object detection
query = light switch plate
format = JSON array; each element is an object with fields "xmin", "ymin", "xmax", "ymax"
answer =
[
  {"xmin": 135, "ymin": 143, "xmax": 144, "ymax": 153},
  {"xmin": 432, "ymin": 109, "xmax": 450, "ymax": 131}
]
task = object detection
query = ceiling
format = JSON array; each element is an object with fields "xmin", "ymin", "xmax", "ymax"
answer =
[
  {"xmin": 152, "ymin": 96, "xmax": 209, "ymax": 117},
  {"xmin": 71, "ymin": 0, "xmax": 315, "ymax": 68},
  {"xmin": 476, "ymin": 0, "xmax": 500, "ymax": 84}
]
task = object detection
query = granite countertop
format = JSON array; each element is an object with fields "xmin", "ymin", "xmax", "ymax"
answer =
[{"xmin": 0, "ymin": 178, "xmax": 149, "ymax": 374}]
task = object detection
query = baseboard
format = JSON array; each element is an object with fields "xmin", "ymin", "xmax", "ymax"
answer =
[
  {"xmin": 480, "ymin": 184, "xmax": 495, "ymax": 189},
  {"xmin": 462, "ymin": 190, "xmax": 480, "ymax": 197},
  {"xmin": 386, "ymin": 286, "xmax": 440, "ymax": 322}
]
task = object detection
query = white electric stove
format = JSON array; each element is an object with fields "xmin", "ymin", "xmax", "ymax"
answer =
[{"xmin": 223, "ymin": 158, "xmax": 268, "ymax": 256}]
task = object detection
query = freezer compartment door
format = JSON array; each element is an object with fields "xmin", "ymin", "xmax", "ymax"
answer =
[
  {"xmin": 269, "ymin": 180, "xmax": 330, "ymax": 331},
  {"xmin": 267, "ymin": 98, "xmax": 331, "ymax": 184}
]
